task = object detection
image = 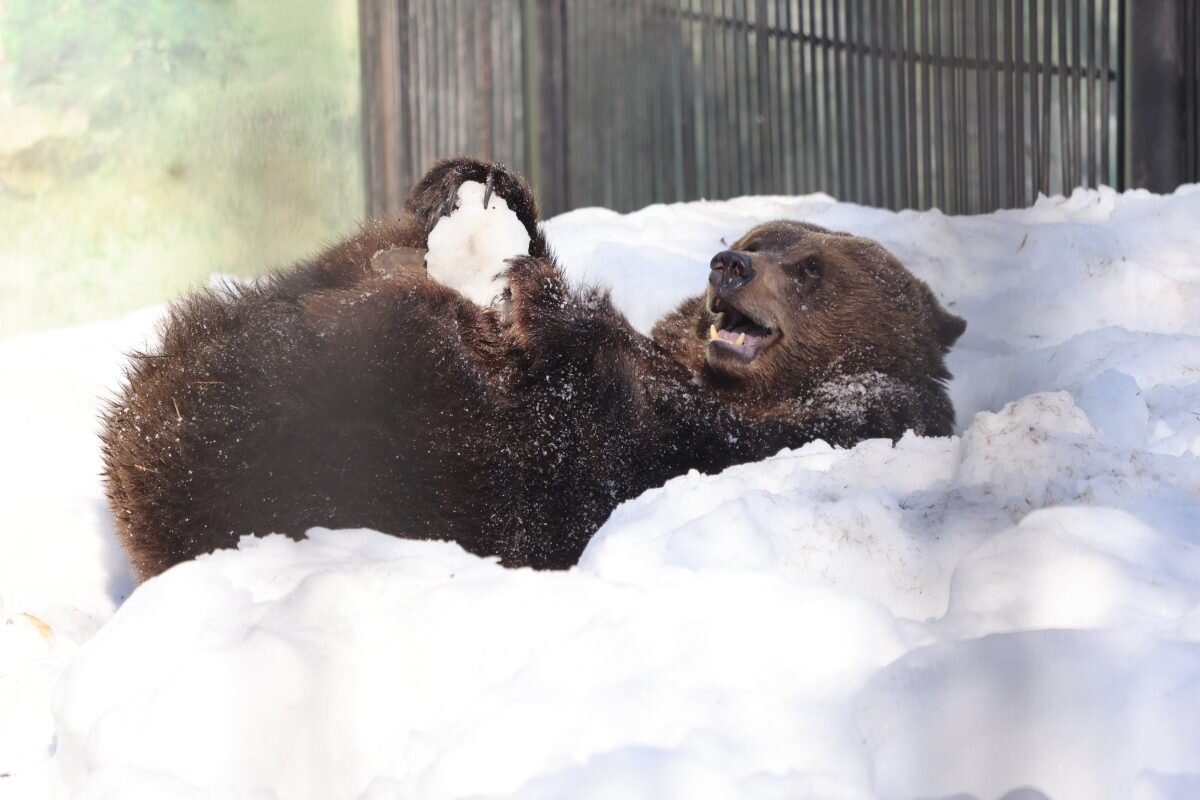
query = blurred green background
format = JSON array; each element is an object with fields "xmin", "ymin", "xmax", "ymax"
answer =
[{"xmin": 0, "ymin": 0, "xmax": 363, "ymax": 338}]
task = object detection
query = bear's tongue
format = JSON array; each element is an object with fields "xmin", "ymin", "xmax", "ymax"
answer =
[{"xmin": 708, "ymin": 313, "xmax": 779, "ymax": 358}]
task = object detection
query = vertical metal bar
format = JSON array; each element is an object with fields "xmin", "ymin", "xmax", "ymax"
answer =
[
  {"xmin": 715, "ymin": 0, "xmax": 729, "ymax": 197},
  {"xmin": 754, "ymin": 0, "xmax": 770, "ymax": 191},
  {"xmin": 919, "ymin": 0, "xmax": 931, "ymax": 209},
  {"xmin": 735, "ymin": 0, "xmax": 747, "ymax": 196},
  {"xmin": 446, "ymin": 0, "xmax": 453, "ymax": 163},
  {"xmin": 1042, "ymin": 0, "xmax": 1053, "ymax": 194},
  {"xmin": 460, "ymin": 1, "xmax": 473, "ymax": 162},
  {"xmin": 846, "ymin": 0, "xmax": 862, "ymax": 202},
  {"xmin": 659, "ymin": 0, "xmax": 673, "ymax": 203},
  {"xmin": 1015, "ymin": 0, "xmax": 1026, "ymax": 205},
  {"xmin": 644, "ymin": 0, "xmax": 655, "ymax": 206},
  {"xmin": 357, "ymin": 0, "xmax": 378, "ymax": 216},
  {"xmin": 694, "ymin": 0, "xmax": 707, "ymax": 199},
  {"xmin": 804, "ymin": 0, "xmax": 817, "ymax": 192},
  {"xmin": 683, "ymin": 0, "xmax": 701, "ymax": 200},
  {"xmin": 883, "ymin": 0, "xmax": 897, "ymax": 204},
  {"xmin": 1100, "ymin": 0, "xmax": 1110, "ymax": 185},
  {"xmin": 971, "ymin": 3, "xmax": 984, "ymax": 211},
  {"xmin": 878, "ymin": 1, "xmax": 888, "ymax": 206},
  {"xmin": 993, "ymin": 1, "xmax": 1003, "ymax": 208},
  {"xmin": 565, "ymin": 0, "xmax": 578, "ymax": 207},
  {"xmin": 623, "ymin": 0, "xmax": 636, "ymax": 209},
  {"xmin": 651, "ymin": 0, "xmax": 661, "ymax": 204},
  {"xmin": 574, "ymin": 0, "xmax": 587, "ymax": 204},
  {"xmin": 1005, "ymin": 0, "xmax": 1017, "ymax": 206},
  {"xmin": 1115, "ymin": 0, "xmax": 1124, "ymax": 188},
  {"xmin": 858, "ymin": 0, "xmax": 872, "ymax": 204},
  {"xmin": 1029, "ymin": 0, "xmax": 1041, "ymax": 197},
  {"xmin": 961, "ymin": 3, "xmax": 971, "ymax": 210},
  {"xmin": 767, "ymin": 0, "xmax": 781, "ymax": 192},
  {"xmin": 423, "ymin": 0, "xmax": 435, "ymax": 166},
  {"xmin": 492, "ymin": 0, "xmax": 504, "ymax": 165},
  {"xmin": 436, "ymin": 0, "xmax": 447, "ymax": 164},
  {"xmin": 786, "ymin": 0, "xmax": 801, "ymax": 192},
  {"xmin": 561, "ymin": 0, "xmax": 572, "ymax": 210},
  {"xmin": 896, "ymin": 0, "xmax": 909, "ymax": 207},
  {"xmin": 978, "ymin": 0, "xmax": 990, "ymax": 210},
  {"xmin": 948, "ymin": 0, "xmax": 961, "ymax": 211},
  {"xmin": 520, "ymin": 0, "xmax": 538, "ymax": 195},
  {"xmin": 558, "ymin": 0, "xmax": 571, "ymax": 207},
  {"xmin": 836, "ymin": 0, "xmax": 849, "ymax": 199},
  {"xmin": 604, "ymin": 0, "xmax": 617, "ymax": 206},
  {"xmin": 613, "ymin": 0, "xmax": 623, "ymax": 204},
  {"xmin": 1084, "ymin": 0, "xmax": 1094, "ymax": 188},
  {"xmin": 777, "ymin": 0, "xmax": 790, "ymax": 193},
  {"xmin": 461, "ymin": 0, "xmax": 471, "ymax": 162},
  {"xmin": 893, "ymin": 0, "xmax": 909, "ymax": 207},
  {"xmin": 1058, "ymin": 0, "xmax": 1070, "ymax": 192},
  {"xmin": 673, "ymin": 0, "xmax": 690, "ymax": 202},
  {"xmin": 399, "ymin": 0, "xmax": 415, "ymax": 200},
  {"xmin": 637, "ymin": 0, "xmax": 650, "ymax": 208},
  {"xmin": 407, "ymin": 0, "xmax": 421, "ymax": 170},
  {"xmin": 729, "ymin": 0, "xmax": 739, "ymax": 196},
  {"xmin": 502, "ymin": 0, "xmax": 514, "ymax": 166},
  {"xmin": 1071, "ymin": 0, "xmax": 1082, "ymax": 189},
  {"xmin": 705, "ymin": 0, "xmax": 716, "ymax": 196},
  {"xmin": 1192, "ymin": 0, "xmax": 1200, "ymax": 180},
  {"xmin": 905, "ymin": 0, "xmax": 918, "ymax": 208},
  {"xmin": 932, "ymin": 0, "xmax": 944, "ymax": 210},
  {"xmin": 710, "ymin": 0, "xmax": 723, "ymax": 196},
  {"xmin": 817, "ymin": 0, "xmax": 830, "ymax": 191}
]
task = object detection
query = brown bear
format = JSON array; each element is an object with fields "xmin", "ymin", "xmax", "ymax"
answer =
[{"xmin": 102, "ymin": 158, "xmax": 965, "ymax": 582}]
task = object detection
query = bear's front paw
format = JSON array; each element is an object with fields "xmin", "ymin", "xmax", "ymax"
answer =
[
  {"xmin": 504, "ymin": 256, "xmax": 567, "ymax": 317},
  {"xmin": 404, "ymin": 158, "xmax": 540, "ymax": 243}
]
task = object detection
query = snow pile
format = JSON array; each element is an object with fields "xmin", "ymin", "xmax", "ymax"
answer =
[{"xmin": 3, "ymin": 185, "xmax": 1200, "ymax": 799}]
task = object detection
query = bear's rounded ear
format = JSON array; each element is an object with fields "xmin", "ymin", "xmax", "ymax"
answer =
[{"xmin": 934, "ymin": 306, "xmax": 967, "ymax": 350}]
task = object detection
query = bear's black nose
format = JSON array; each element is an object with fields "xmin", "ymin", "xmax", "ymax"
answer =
[{"xmin": 710, "ymin": 250, "xmax": 755, "ymax": 291}]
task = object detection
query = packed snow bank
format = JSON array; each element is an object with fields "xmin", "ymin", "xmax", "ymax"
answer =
[{"xmin": 3, "ymin": 185, "xmax": 1200, "ymax": 799}]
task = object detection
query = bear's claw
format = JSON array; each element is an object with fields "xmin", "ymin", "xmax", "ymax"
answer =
[{"xmin": 483, "ymin": 170, "xmax": 496, "ymax": 209}]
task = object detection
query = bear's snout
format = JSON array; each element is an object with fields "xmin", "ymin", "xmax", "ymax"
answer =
[{"xmin": 709, "ymin": 250, "xmax": 755, "ymax": 292}]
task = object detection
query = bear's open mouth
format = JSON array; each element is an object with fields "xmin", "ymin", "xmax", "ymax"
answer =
[{"xmin": 706, "ymin": 295, "xmax": 781, "ymax": 361}]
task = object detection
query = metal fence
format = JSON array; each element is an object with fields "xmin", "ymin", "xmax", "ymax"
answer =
[{"xmin": 361, "ymin": 0, "xmax": 1197, "ymax": 218}]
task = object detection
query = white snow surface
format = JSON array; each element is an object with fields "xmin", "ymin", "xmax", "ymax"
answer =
[{"xmin": 3, "ymin": 186, "xmax": 1200, "ymax": 799}]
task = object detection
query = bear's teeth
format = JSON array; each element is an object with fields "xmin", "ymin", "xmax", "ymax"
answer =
[
  {"xmin": 736, "ymin": 333, "xmax": 746, "ymax": 346},
  {"xmin": 709, "ymin": 324, "xmax": 719, "ymax": 341}
]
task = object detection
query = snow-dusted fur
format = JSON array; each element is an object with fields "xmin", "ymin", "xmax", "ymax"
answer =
[{"xmin": 101, "ymin": 158, "xmax": 964, "ymax": 581}]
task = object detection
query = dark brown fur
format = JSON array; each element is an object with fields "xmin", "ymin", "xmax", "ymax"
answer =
[{"xmin": 102, "ymin": 158, "xmax": 965, "ymax": 582}]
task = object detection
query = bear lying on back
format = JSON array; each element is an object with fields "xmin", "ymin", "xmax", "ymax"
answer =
[{"xmin": 102, "ymin": 158, "xmax": 966, "ymax": 582}]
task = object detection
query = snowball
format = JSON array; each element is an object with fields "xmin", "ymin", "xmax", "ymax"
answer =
[{"xmin": 424, "ymin": 180, "xmax": 531, "ymax": 307}]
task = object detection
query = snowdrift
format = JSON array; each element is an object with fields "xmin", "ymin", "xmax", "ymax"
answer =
[{"xmin": 2, "ymin": 186, "xmax": 1200, "ymax": 799}]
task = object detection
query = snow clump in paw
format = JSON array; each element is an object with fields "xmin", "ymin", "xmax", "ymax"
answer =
[{"xmin": 424, "ymin": 180, "xmax": 531, "ymax": 307}]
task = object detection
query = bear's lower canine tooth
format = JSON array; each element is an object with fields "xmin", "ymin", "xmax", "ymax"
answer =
[
  {"xmin": 709, "ymin": 324, "xmax": 719, "ymax": 341},
  {"xmin": 736, "ymin": 333, "xmax": 746, "ymax": 345}
]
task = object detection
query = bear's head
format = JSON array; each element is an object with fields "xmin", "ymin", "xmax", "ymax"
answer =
[{"xmin": 655, "ymin": 220, "xmax": 966, "ymax": 403}]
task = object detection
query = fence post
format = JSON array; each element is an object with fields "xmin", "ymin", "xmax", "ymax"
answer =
[
  {"xmin": 358, "ymin": 0, "xmax": 410, "ymax": 220},
  {"xmin": 520, "ymin": 0, "xmax": 542, "ymax": 206},
  {"xmin": 1124, "ymin": 0, "xmax": 1187, "ymax": 192}
]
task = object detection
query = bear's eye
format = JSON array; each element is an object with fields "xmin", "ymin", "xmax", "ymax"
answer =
[{"xmin": 800, "ymin": 256, "xmax": 823, "ymax": 279}]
